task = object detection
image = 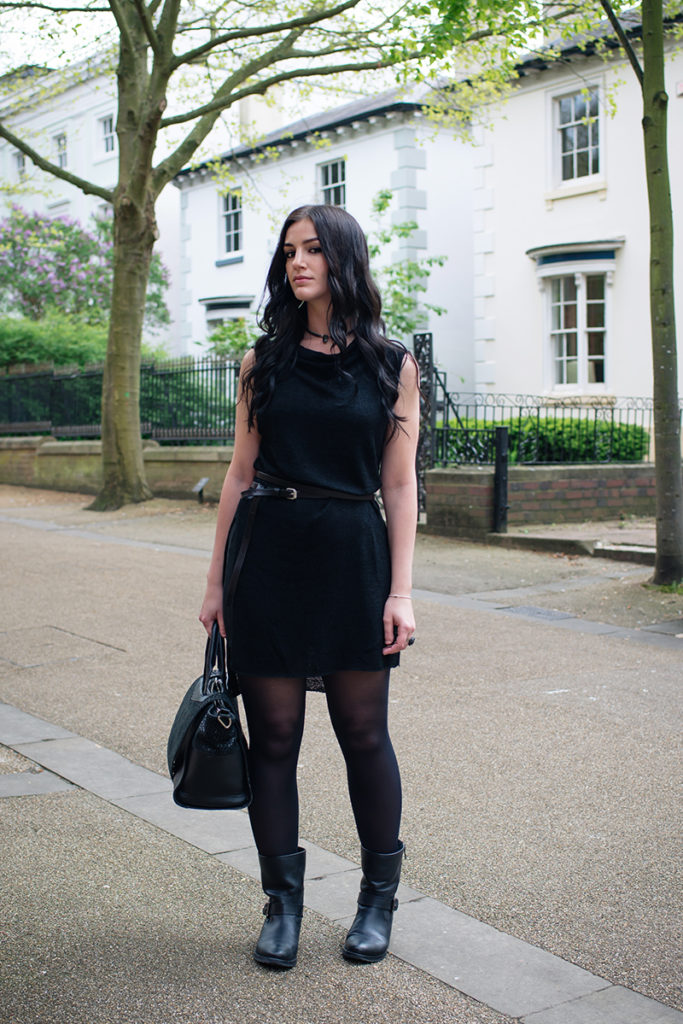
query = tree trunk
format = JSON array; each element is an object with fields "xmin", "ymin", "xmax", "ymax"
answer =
[
  {"xmin": 89, "ymin": 199, "xmax": 155, "ymax": 509},
  {"xmin": 641, "ymin": 0, "xmax": 683, "ymax": 583},
  {"xmin": 88, "ymin": 20, "xmax": 166, "ymax": 511}
]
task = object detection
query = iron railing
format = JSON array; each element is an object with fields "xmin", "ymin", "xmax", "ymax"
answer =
[
  {"xmin": 413, "ymin": 332, "xmax": 663, "ymax": 469},
  {"xmin": 0, "ymin": 345, "xmax": 675, "ymax": 466},
  {"xmin": 0, "ymin": 357, "xmax": 241, "ymax": 442},
  {"xmin": 433, "ymin": 387, "xmax": 657, "ymax": 465}
]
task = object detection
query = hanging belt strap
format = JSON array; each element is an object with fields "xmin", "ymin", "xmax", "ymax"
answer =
[{"xmin": 253, "ymin": 471, "xmax": 376, "ymax": 502}]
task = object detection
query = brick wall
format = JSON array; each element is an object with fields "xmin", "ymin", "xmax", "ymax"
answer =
[
  {"xmin": 425, "ymin": 464, "xmax": 657, "ymax": 538},
  {"xmin": 508, "ymin": 465, "xmax": 656, "ymax": 525}
]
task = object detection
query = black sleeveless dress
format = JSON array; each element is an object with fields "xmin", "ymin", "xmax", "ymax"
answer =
[{"xmin": 223, "ymin": 340, "xmax": 404, "ymax": 685}]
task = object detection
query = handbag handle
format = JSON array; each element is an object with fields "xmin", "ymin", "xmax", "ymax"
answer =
[
  {"xmin": 203, "ymin": 621, "xmax": 240, "ymax": 699},
  {"xmin": 203, "ymin": 621, "xmax": 227, "ymax": 694}
]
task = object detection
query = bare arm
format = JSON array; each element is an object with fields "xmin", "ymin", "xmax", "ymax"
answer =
[
  {"xmin": 199, "ymin": 350, "xmax": 261, "ymax": 636},
  {"xmin": 380, "ymin": 354, "xmax": 420, "ymax": 654}
]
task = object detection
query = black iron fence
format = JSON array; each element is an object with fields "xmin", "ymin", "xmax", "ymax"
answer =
[
  {"xmin": 0, "ymin": 357, "xmax": 241, "ymax": 442},
  {"xmin": 1, "ymin": 338, "xmax": 676, "ymax": 483},
  {"xmin": 413, "ymin": 332, "xmax": 660, "ymax": 470}
]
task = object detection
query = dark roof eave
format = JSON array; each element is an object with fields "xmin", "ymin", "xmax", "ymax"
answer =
[
  {"xmin": 174, "ymin": 97, "xmax": 422, "ymax": 181},
  {"xmin": 515, "ymin": 12, "xmax": 683, "ymax": 78}
]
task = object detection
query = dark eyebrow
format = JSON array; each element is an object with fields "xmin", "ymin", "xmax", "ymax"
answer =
[{"xmin": 283, "ymin": 236, "xmax": 320, "ymax": 247}]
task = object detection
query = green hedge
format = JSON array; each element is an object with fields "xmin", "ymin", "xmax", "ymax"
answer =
[
  {"xmin": 441, "ymin": 416, "xmax": 650, "ymax": 464},
  {"xmin": 0, "ymin": 315, "xmax": 108, "ymax": 370}
]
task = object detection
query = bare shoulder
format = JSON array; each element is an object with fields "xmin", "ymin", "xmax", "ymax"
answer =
[
  {"xmin": 399, "ymin": 350, "xmax": 419, "ymax": 390},
  {"xmin": 241, "ymin": 347, "xmax": 256, "ymax": 373}
]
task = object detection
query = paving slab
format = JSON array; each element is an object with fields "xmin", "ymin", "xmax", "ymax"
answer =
[
  {"xmin": 15, "ymin": 736, "xmax": 168, "ymax": 799},
  {"xmin": 0, "ymin": 768, "xmax": 73, "ymax": 796},
  {"xmin": 305, "ymin": 865, "xmax": 424, "ymax": 921},
  {"xmin": 111, "ymin": 788, "xmax": 255, "ymax": 853},
  {"xmin": 3, "ymin": 789, "xmax": 510, "ymax": 1024},
  {"xmin": 2, "ymin": 489, "xmax": 681, "ymax": 1020},
  {"xmin": 383, "ymin": 896, "xmax": 609, "ymax": 1019},
  {"xmin": 217, "ymin": 840, "xmax": 359, "ymax": 882},
  {"xmin": 0, "ymin": 702, "xmax": 636, "ymax": 1023},
  {"xmin": 522, "ymin": 984, "xmax": 683, "ymax": 1023},
  {"xmin": 0, "ymin": 700, "xmax": 75, "ymax": 744}
]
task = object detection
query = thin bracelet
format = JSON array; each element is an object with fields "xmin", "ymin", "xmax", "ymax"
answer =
[{"xmin": 388, "ymin": 594, "xmax": 412, "ymax": 599}]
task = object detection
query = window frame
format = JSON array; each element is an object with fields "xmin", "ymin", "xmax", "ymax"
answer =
[
  {"xmin": 100, "ymin": 115, "xmax": 116, "ymax": 154},
  {"xmin": 318, "ymin": 158, "xmax": 346, "ymax": 207},
  {"xmin": 14, "ymin": 150, "xmax": 26, "ymax": 180},
  {"xmin": 555, "ymin": 87, "xmax": 600, "ymax": 184},
  {"xmin": 220, "ymin": 191, "xmax": 243, "ymax": 257},
  {"xmin": 545, "ymin": 271, "xmax": 608, "ymax": 390},
  {"xmin": 536, "ymin": 257, "xmax": 615, "ymax": 394},
  {"xmin": 53, "ymin": 131, "xmax": 68, "ymax": 169},
  {"xmin": 546, "ymin": 82, "xmax": 605, "ymax": 199}
]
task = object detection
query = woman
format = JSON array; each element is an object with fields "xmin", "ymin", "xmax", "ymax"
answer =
[{"xmin": 199, "ymin": 204, "xmax": 419, "ymax": 969}]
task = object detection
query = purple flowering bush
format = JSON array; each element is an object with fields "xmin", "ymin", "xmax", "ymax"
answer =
[{"xmin": 0, "ymin": 206, "xmax": 170, "ymax": 329}]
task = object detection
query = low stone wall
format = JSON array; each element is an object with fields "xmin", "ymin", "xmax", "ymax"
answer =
[
  {"xmin": 0, "ymin": 436, "xmax": 44, "ymax": 488},
  {"xmin": 0, "ymin": 437, "xmax": 233, "ymax": 502},
  {"xmin": 425, "ymin": 463, "xmax": 657, "ymax": 538}
]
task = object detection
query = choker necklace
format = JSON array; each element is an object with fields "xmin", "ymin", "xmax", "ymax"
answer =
[{"xmin": 305, "ymin": 328, "xmax": 331, "ymax": 345}]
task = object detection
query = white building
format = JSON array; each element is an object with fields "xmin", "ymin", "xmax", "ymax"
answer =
[
  {"xmin": 473, "ymin": 18, "xmax": 683, "ymax": 398},
  {"xmin": 174, "ymin": 90, "xmax": 474, "ymax": 384},
  {"xmin": 0, "ymin": 60, "xmax": 182, "ymax": 349},
  {"xmin": 175, "ymin": 16, "xmax": 683, "ymax": 401}
]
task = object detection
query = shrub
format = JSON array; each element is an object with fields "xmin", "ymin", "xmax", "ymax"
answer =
[
  {"xmin": 441, "ymin": 416, "xmax": 650, "ymax": 464},
  {"xmin": 0, "ymin": 314, "xmax": 108, "ymax": 370}
]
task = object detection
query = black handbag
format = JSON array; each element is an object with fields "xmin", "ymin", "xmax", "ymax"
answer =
[{"xmin": 167, "ymin": 622, "xmax": 251, "ymax": 810}]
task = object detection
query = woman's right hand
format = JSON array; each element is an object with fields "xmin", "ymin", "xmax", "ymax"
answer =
[{"xmin": 199, "ymin": 581, "xmax": 225, "ymax": 637}]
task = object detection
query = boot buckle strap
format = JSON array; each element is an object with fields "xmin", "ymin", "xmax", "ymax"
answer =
[
  {"xmin": 262, "ymin": 897, "xmax": 303, "ymax": 918},
  {"xmin": 358, "ymin": 893, "xmax": 399, "ymax": 912}
]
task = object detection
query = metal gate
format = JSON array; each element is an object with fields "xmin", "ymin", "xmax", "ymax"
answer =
[{"xmin": 412, "ymin": 332, "xmax": 508, "ymax": 531}]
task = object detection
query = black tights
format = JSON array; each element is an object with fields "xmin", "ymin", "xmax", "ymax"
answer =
[{"xmin": 239, "ymin": 670, "xmax": 402, "ymax": 858}]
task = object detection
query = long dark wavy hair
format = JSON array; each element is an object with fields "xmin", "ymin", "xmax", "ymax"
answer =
[{"xmin": 242, "ymin": 204, "xmax": 406, "ymax": 436}]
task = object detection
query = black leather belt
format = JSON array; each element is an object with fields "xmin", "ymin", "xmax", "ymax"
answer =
[{"xmin": 246, "ymin": 471, "xmax": 376, "ymax": 502}]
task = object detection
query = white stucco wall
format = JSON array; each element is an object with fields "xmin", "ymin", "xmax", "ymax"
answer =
[
  {"xmin": 475, "ymin": 44, "xmax": 683, "ymax": 398},
  {"xmin": 176, "ymin": 114, "xmax": 474, "ymax": 380},
  {"xmin": 0, "ymin": 69, "xmax": 183, "ymax": 352}
]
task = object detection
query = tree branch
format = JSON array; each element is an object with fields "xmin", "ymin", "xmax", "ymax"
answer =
[
  {"xmin": 162, "ymin": 28, "xmax": 307, "ymax": 127},
  {"xmin": 0, "ymin": 121, "xmax": 113, "ymax": 202},
  {"xmin": 0, "ymin": 1, "xmax": 108, "ymax": 9},
  {"xmin": 598, "ymin": 0, "xmax": 644, "ymax": 86},
  {"xmin": 132, "ymin": 0, "xmax": 163, "ymax": 57},
  {"xmin": 154, "ymin": 48, "xmax": 419, "ymax": 190},
  {"xmin": 108, "ymin": 0, "xmax": 138, "ymax": 53},
  {"xmin": 170, "ymin": 0, "xmax": 361, "ymax": 70}
]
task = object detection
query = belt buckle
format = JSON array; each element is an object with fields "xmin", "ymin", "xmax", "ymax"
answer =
[{"xmin": 284, "ymin": 487, "xmax": 297, "ymax": 500}]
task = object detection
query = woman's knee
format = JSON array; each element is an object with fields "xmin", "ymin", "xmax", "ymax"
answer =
[
  {"xmin": 334, "ymin": 715, "xmax": 388, "ymax": 758},
  {"xmin": 250, "ymin": 711, "xmax": 303, "ymax": 762}
]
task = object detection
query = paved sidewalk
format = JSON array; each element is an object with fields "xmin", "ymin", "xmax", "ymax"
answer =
[
  {"xmin": 490, "ymin": 516, "xmax": 657, "ymax": 565},
  {"xmin": 0, "ymin": 486, "xmax": 681, "ymax": 1024}
]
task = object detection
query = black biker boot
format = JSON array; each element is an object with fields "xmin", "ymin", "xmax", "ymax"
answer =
[
  {"xmin": 254, "ymin": 847, "xmax": 306, "ymax": 968},
  {"xmin": 342, "ymin": 842, "xmax": 405, "ymax": 963}
]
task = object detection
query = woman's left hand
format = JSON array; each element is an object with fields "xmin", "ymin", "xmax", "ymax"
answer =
[{"xmin": 382, "ymin": 595, "xmax": 416, "ymax": 654}]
